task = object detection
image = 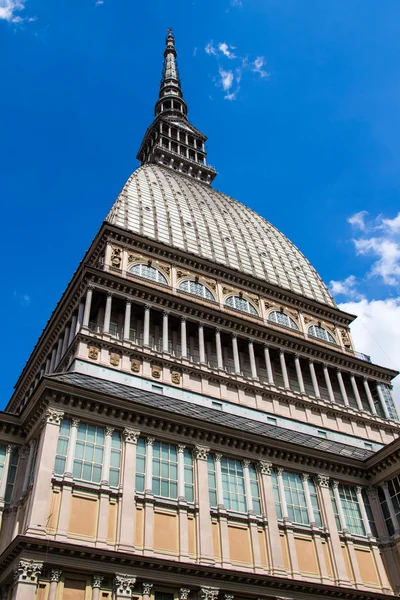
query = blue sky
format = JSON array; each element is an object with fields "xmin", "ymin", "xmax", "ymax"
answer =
[{"xmin": 1, "ymin": 0, "xmax": 400, "ymax": 405}]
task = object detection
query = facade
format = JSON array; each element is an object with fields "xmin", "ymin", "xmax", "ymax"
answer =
[{"xmin": 2, "ymin": 29, "xmax": 400, "ymax": 600}]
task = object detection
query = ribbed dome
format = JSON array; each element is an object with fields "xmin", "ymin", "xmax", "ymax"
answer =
[{"xmin": 107, "ymin": 164, "xmax": 335, "ymax": 307}]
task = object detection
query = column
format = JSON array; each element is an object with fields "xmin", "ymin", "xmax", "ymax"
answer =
[
  {"xmin": 145, "ymin": 437, "xmax": 154, "ymax": 494},
  {"xmin": 215, "ymin": 454, "xmax": 224, "ymax": 508},
  {"xmin": 21, "ymin": 442, "xmax": 35, "ymax": 494},
  {"xmin": 263, "ymin": 345, "xmax": 274, "ymax": 385},
  {"xmin": 361, "ymin": 378, "xmax": 376, "ymax": 415},
  {"xmin": 117, "ymin": 429, "xmax": 140, "ymax": 552},
  {"xmin": 177, "ymin": 446, "xmax": 189, "ymax": 560},
  {"xmin": 279, "ymin": 350, "xmax": 290, "ymax": 390},
  {"xmin": 323, "ymin": 364, "xmax": 335, "ymax": 403},
  {"xmin": 142, "ymin": 583, "xmax": 153, "ymax": 600},
  {"xmin": 24, "ymin": 409, "xmax": 64, "ymax": 537},
  {"xmin": 44, "ymin": 357, "xmax": 51, "ymax": 375},
  {"xmin": 103, "ymin": 293, "xmax": 113, "ymax": 334},
  {"xmin": 294, "ymin": 354, "xmax": 305, "ymax": 394},
  {"xmin": 242, "ymin": 460, "xmax": 254, "ymax": 513},
  {"xmin": 113, "ymin": 574, "xmax": 136, "ymax": 599},
  {"xmin": 181, "ymin": 317, "xmax": 187, "ymax": 358},
  {"xmin": 64, "ymin": 418, "xmax": 80, "ymax": 478},
  {"xmin": 177, "ymin": 445, "xmax": 186, "ymax": 500},
  {"xmin": 48, "ymin": 570, "xmax": 62, "ymax": 600},
  {"xmin": 193, "ymin": 445, "xmax": 214, "ymax": 564},
  {"xmin": 75, "ymin": 302, "xmax": 85, "ymax": 334},
  {"xmin": 276, "ymin": 468, "xmax": 289, "ymax": 521},
  {"xmin": 12, "ymin": 560, "xmax": 43, "ymax": 600},
  {"xmin": 382, "ymin": 482, "xmax": 399, "ymax": 532},
  {"xmin": 61, "ymin": 325, "xmax": 70, "ymax": 356},
  {"xmin": 309, "ymin": 360, "xmax": 321, "ymax": 399},
  {"xmin": 55, "ymin": 337, "xmax": 63, "ymax": 367},
  {"xmin": 350, "ymin": 375, "xmax": 363, "ymax": 411},
  {"xmin": 92, "ymin": 576, "xmax": 104, "ymax": 600},
  {"xmin": 49, "ymin": 347, "xmax": 57, "ymax": 374},
  {"xmin": 336, "ymin": 370, "xmax": 349, "ymax": 407},
  {"xmin": 68, "ymin": 314, "xmax": 77, "ymax": 346},
  {"xmin": 356, "ymin": 486, "xmax": 372, "ymax": 537},
  {"xmin": 143, "ymin": 305, "xmax": 150, "ymax": 347},
  {"xmin": 162, "ymin": 311, "xmax": 169, "ymax": 353},
  {"xmin": 0, "ymin": 445, "xmax": 14, "ymax": 501},
  {"xmin": 242, "ymin": 461, "xmax": 262, "ymax": 572},
  {"xmin": 248, "ymin": 341, "xmax": 258, "ymax": 379},
  {"xmin": 214, "ymin": 453, "xmax": 230, "ymax": 568},
  {"xmin": 101, "ymin": 427, "xmax": 114, "ymax": 485},
  {"xmin": 215, "ymin": 329, "xmax": 223, "ymax": 370},
  {"xmin": 124, "ymin": 301, "xmax": 132, "ymax": 341},
  {"xmin": 301, "ymin": 474, "xmax": 316, "ymax": 525},
  {"xmin": 257, "ymin": 461, "xmax": 286, "ymax": 577},
  {"xmin": 332, "ymin": 480, "xmax": 348, "ymax": 533},
  {"xmin": 82, "ymin": 286, "xmax": 93, "ymax": 329},
  {"xmin": 198, "ymin": 323, "xmax": 206, "ymax": 364},
  {"xmin": 231, "ymin": 334, "xmax": 240, "ymax": 374}
]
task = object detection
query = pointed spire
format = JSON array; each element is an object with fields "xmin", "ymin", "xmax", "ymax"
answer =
[{"xmin": 155, "ymin": 29, "xmax": 188, "ymax": 119}]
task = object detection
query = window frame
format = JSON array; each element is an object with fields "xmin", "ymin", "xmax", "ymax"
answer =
[
  {"xmin": 268, "ymin": 310, "xmax": 299, "ymax": 331},
  {"xmin": 225, "ymin": 295, "xmax": 259, "ymax": 316},
  {"xmin": 308, "ymin": 324, "xmax": 336, "ymax": 344},
  {"xmin": 129, "ymin": 263, "xmax": 168, "ymax": 286},
  {"xmin": 178, "ymin": 279, "xmax": 215, "ymax": 301}
]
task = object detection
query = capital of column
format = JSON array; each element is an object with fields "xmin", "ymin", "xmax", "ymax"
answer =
[
  {"xmin": 366, "ymin": 485, "xmax": 378, "ymax": 500},
  {"xmin": 163, "ymin": 310, "xmax": 169, "ymax": 316},
  {"xmin": 279, "ymin": 349, "xmax": 285, "ymax": 355},
  {"xmin": 257, "ymin": 460, "xmax": 273, "ymax": 475},
  {"xmin": 142, "ymin": 583, "xmax": 153, "ymax": 596},
  {"xmin": 107, "ymin": 291, "xmax": 113, "ymax": 297},
  {"xmin": 215, "ymin": 453, "xmax": 223, "ymax": 463},
  {"xmin": 19, "ymin": 445, "xmax": 30, "ymax": 459},
  {"xmin": 113, "ymin": 574, "xmax": 136, "ymax": 597},
  {"xmin": 43, "ymin": 407, "xmax": 65, "ymax": 426},
  {"xmin": 199, "ymin": 587, "xmax": 219, "ymax": 600},
  {"xmin": 317, "ymin": 474, "xmax": 330, "ymax": 488},
  {"xmin": 301, "ymin": 473, "xmax": 310, "ymax": 482},
  {"xmin": 181, "ymin": 316, "xmax": 187, "ymax": 322},
  {"xmin": 144, "ymin": 304, "xmax": 151, "ymax": 310},
  {"xmin": 105, "ymin": 427, "xmax": 115, "ymax": 437},
  {"xmin": 356, "ymin": 485, "xmax": 363, "ymax": 495},
  {"xmin": 193, "ymin": 445, "xmax": 210, "ymax": 460},
  {"xmin": 224, "ymin": 595, "xmax": 234, "ymax": 600},
  {"xmin": 92, "ymin": 575, "xmax": 104, "ymax": 589},
  {"xmin": 71, "ymin": 418, "xmax": 80, "ymax": 428},
  {"xmin": 276, "ymin": 467, "xmax": 284, "ymax": 476},
  {"xmin": 332, "ymin": 480, "xmax": 339, "ymax": 490},
  {"xmin": 178, "ymin": 444, "xmax": 186, "ymax": 454},
  {"xmin": 50, "ymin": 569, "xmax": 62, "ymax": 583},
  {"xmin": 123, "ymin": 429, "xmax": 140, "ymax": 444},
  {"xmin": 180, "ymin": 589, "xmax": 190, "ymax": 600},
  {"xmin": 125, "ymin": 299, "xmax": 132, "ymax": 306},
  {"xmin": 14, "ymin": 559, "xmax": 43, "ymax": 584},
  {"xmin": 231, "ymin": 333, "xmax": 237, "ymax": 339},
  {"xmin": 146, "ymin": 437, "xmax": 155, "ymax": 446},
  {"xmin": 242, "ymin": 459, "xmax": 251, "ymax": 468}
]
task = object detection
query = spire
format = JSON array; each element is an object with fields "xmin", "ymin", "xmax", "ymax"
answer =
[{"xmin": 136, "ymin": 30, "xmax": 217, "ymax": 185}]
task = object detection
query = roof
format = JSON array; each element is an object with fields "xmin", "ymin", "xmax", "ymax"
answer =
[
  {"xmin": 107, "ymin": 164, "xmax": 335, "ymax": 307},
  {"xmin": 50, "ymin": 372, "xmax": 373, "ymax": 461}
]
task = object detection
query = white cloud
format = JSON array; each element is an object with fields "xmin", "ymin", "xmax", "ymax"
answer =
[
  {"xmin": 205, "ymin": 41, "xmax": 217, "ymax": 55},
  {"xmin": 329, "ymin": 275, "xmax": 361, "ymax": 298},
  {"xmin": 0, "ymin": 0, "xmax": 26, "ymax": 22},
  {"xmin": 348, "ymin": 210, "xmax": 368, "ymax": 230},
  {"xmin": 218, "ymin": 42, "xmax": 236, "ymax": 59},
  {"xmin": 231, "ymin": 0, "xmax": 242, "ymax": 5},
  {"xmin": 381, "ymin": 212, "xmax": 400, "ymax": 233},
  {"xmin": 339, "ymin": 298, "xmax": 400, "ymax": 402},
  {"xmin": 252, "ymin": 56, "xmax": 269, "ymax": 78},
  {"xmin": 219, "ymin": 67, "xmax": 234, "ymax": 91}
]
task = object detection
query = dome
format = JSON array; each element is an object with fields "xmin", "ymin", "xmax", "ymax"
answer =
[{"xmin": 107, "ymin": 164, "xmax": 335, "ymax": 307}]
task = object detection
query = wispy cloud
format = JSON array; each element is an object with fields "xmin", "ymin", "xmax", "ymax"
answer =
[
  {"xmin": 348, "ymin": 210, "xmax": 368, "ymax": 231},
  {"xmin": 13, "ymin": 291, "xmax": 31, "ymax": 307},
  {"xmin": 204, "ymin": 40, "xmax": 269, "ymax": 101},
  {"xmin": 0, "ymin": 0, "xmax": 26, "ymax": 22},
  {"xmin": 329, "ymin": 275, "xmax": 362, "ymax": 299},
  {"xmin": 231, "ymin": 0, "xmax": 242, "ymax": 5},
  {"xmin": 95, "ymin": 0, "xmax": 104, "ymax": 4}
]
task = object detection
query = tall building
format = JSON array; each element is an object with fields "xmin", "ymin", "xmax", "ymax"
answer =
[{"xmin": 2, "ymin": 29, "xmax": 400, "ymax": 600}]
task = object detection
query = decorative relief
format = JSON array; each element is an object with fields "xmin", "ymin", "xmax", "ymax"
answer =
[
  {"xmin": 151, "ymin": 365, "xmax": 161, "ymax": 379},
  {"xmin": 317, "ymin": 474, "xmax": 330, "ymax": 488},
  {"xmin": 110, "ymin": 352, "xmax": 121, "ymax": 367},
  {"xmin": 171, "ymin": 371, "xmax": 181, "ymax": 385},
  {"xmin": 88, "ymin": 346, "xmax": 99, "ymax": 360},
  {"xmin": 92, "ymin": 575, "xmax": 104, "ymax": 589},
  {"xmin": 50, "ymin": 570, "xmax": 62, "ymax": 583},
  {"xmin": 193, "ymin": 445, "xmax": 210, "ymax": 461},
  {"xmin": 14, "ymin": 560, "xmax": 43, "ymax": 583},
  {"xmin": 366, "ymin": 486, "xmax": 378, "ymax": 500},
  {"xmin": 122, "ymin": 429, "xmax": 140, "ymax": 444},
  {"xmin": 131, "ymin": 358, "xmax": 141, "ymax": 373},
  {"xmin": 142, "ymin": 583, "xmax": 153, "ymax": 596},
  {"xmin": 180, "ymin": 589, "xmax": 190, "ymax": 600},
  {"xmin": 257, "ymin": 461, "xmax": 273, "ymax": 475},
  {"xmin": 199, "ymin": 588, "xmax": 219, "ymax": 600},
  {"xmin": 111, "ymin": 247, "xmax": 122, "ymax": 269},
  {"xmin": 19, "ymin": 445, "xmax": 30, "ymax": 459},
  {"xmin": 113, "ymin": 574, "xmax": 136, "ymax": 597},
  {"xmin": 43, "ymin": 408, "xmax": 64, "ymax": 426},
  {"xmin": 105, "ymin": 427, "xmax": 115, "ymax": 437}
]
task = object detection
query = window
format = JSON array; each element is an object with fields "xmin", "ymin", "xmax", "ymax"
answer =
[
  {"xmin": 221, "ymin": 458, "xmax": 247, "ymax": 512},
  {"xmin": 0, "ymin": 445, "xmax": 6, "ymax": 482},
  {"xmin": 109, "ymin": 432, "xmax": 122, "ymax": 488},
  {"xmin": 268, "ymin": 311, "xmax": 299, "ymax": 331},
  {"xmin": 330, "ymin": 484, "xmax": 365, "ymax": 536},
  {"xmin": 378, "ymin": 486, "xmax": 395, "ymax": 536},
  {"xmin": 249, "ymin": 464, "xmax": 262, "ymax": 515},
  {"xmin": 179, "ymin": 280, "xmax": 215, "ymax": 301},
  {"xmin": 152, "ymin": 442, "xmax": 178, "ymax": 499},
  {"xmin": 73, "ymin": 424, "xmax": 104, "ymax": 484},
  {"xmin": 136, "ymin": 438, "xmax": 146, "ymax": 492},
  {"xmin": 54, "ymin": 418, "xmax": 70, "ymax": 475},
  {"xmin": 388, "ymin": 475, "xmax": 400, "ymax": 529},
  {"xmin": 282, "ymin": 472, "xmax": 309, "ymax": 525},
  {"xmin": 363, "ymin": 490, "xmax": 377, "ymax": 537},
  {"xmin": 271, "ymin": 471, "xmax": 282, "ymax": 520},
  {"xmin": 129, "ymin": 263, "xmax": 168, "ymax": 286},
  {"xmin": 208, "ymin": 455, "xmax": 217, "ymax": 507},
  {"xmin": 308, "ymin": 325, "xmax": 336, "ymax": 344},
  {"xmin": 379, "ymin": 384, "xmax": 399, "ymax": 422},
  {"xmin": 28, "ymin": 440, "xmax": 39, "ymax": 486},
  {"xmin": 184, "ymin": 448, "xmax": 194, "ymax": 502},
  {"xmin": 309, "ymin": 478, "xmax": 322, "ymax": 527},
  {"xmin": 225, "ymin": 295, "xmax": 258, "ymax": 316},
  {"xmin": 5, "ymin": 448, "xmax": 19, "ymax": 503}
]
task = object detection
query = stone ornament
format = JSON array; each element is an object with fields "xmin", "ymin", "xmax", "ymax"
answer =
[
  {"xmin": 199, "ymin": 587, "xmax": 219, "ymax": 600},
  {"xmin": 105, "ymin": 427, "xmax": 115, "ymax": 437},
  {"xmin": 113, "ymin": 574, "xmax": 136, "ymax": 597},
  {"xmin": 193, "ymin": 445, "xmax": 210, "ymax": 461},
  {"xmin": 92, "ymin": 575, "xmax": 104, "ymax": 589},
  {"xmin": 123, "ymin": 429, "xmax": 140, "ymax": 444},
  {"xmin": 50, "ymin": 569, "xmax": 62, "ymax": 583},
  {"xmin": 366, "ymin": 486, "xmax": 378, "ymax": 500},
  {"xmin": 151, "ymin": 365, "xmax": 161, "ymax": 379},
  {"xmin": 110, "ymin": 352, "xmax": 121, "ymax": 366},
  {"xmin": 131, "ymin": 358, "xmax": 141, "ymax": 373},
  {"xmin": 88, "ymin": 346, "xmax": 99, "ymax": 360},
  {"xmin": 111, "ymin": 247, "xmax": 122, "ymax": 269},
  {"xmin": 142, "ymin": 583, "xmax": 153, "ymax": 596},
  {"xmin": 171, "ymin": 370, "xmax": 181, "ymax": 384},
  {"xmin": 43, "ymin": 408, "xmax": 64, "ymax": 426},
  {"xmin": 180, "ymin": 589, "xmax": 190, "ymax": 600},
  {"xmin": 317, "ymin": 474, "xmax": 330, "ymax": 488},
  {"xmin": 14, "ymin": 560, "xmax": 43, "ymax": 583},
  {"xmin": 224, "ymin": 595, "xmax": 234, "ymax": 600},
  {"xmin": 257, "ymin": 461, "xmax": 273, "ymax": 475},
  {"xmin": 19, "ymin": 445, "xmax": 30, "ymax": 459}
]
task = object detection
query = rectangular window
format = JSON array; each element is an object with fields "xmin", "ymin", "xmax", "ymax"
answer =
[
  {"xmin": 73, "ymin": 424, "xmax": 104, "ymax": 484},
  {"xmin": 249, "ymin": 464, "xmax": 262, "ymax": 515},
  {"xmin": 378, "ymin": 486, "xmax": 395, "ymax": 535},
  {"xmin": 379, "ymin": 384, "xmax": 399, "ymax": 421},
  {"xmin": 184, "ymin": 448, "xmax": 194, "ymax": 502},
  {"xmin": 388, "ymin": 475, "xmax": 400, "ymax": 528},
  {"xmin": 207, "ymin": 455, "xmax": 217, "ymax": 507},
  {"xmin": 282, "ymin": 472, "xmax": 309, "ymax": 525},
  {"xmin": 331, "ymin": 484, "xmax": 365, "ymax": 536},
  {"xmin": 135, "ymin": 438, "xmax": 146, "ymax": 492},
  {"xmin": 221, "ymin": 458, "xmax": 246, "ymax": 513},
  {"xmin": 362, "ymin": 490, "xmax": 377, "ymax": 537},
  {"xmin": 309, "ymin": 478, "xmax": 322, "ymax": 527},
  {"xmin": 54, "ymin": 418, "xmax": 70, "ymax": 475},
  {"xmin": 5, "ymin": 449, "xmax": 19, "ymax": 503},
  {"xmin": 152, "ymin": 441, "xmax": 178, "ymax": 499},
  {"xmin": 109, "ymin": 432, "xmax": 121, "ymax": 488}
]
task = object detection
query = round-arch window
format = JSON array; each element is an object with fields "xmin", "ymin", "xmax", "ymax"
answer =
[
  {"xmin": 308, "ymin": 324, "xmax": 336, "ymax": 344},
  {"xmin": 179, "ymin": 280, "xmax": 215, "ymax": 300},
  {"xmin": 129, "ymin": 264, "xmax": 168, "ymax": 285},
  {"xmin": 225, "ymin": 296, "xmax": 258, "ymax": 316},
  {"xmin": 268, "ymin": 311, "xmax": 299, "ymax": 331}
]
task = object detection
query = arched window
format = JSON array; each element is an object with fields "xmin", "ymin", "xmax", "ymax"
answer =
[
  {"xmin": 308, "ymin": 324, "xmax": 336, "ymax": 344},
  {"xmin": 225, "ymin": 296, "xmax": 258, "ymax": 316},
  {"xmin": 129, "ymin": 263, "xmax": 168, "ymax": 285},
  {"xmin": 268, "ymin": 311, "xmax": 299, "ymax": 331},
  {"xmin": 179, "ymin": 280, "xmax": 215, "ymax": 301}
]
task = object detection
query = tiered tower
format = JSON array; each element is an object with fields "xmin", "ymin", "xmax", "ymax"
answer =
[{"xmin": 1, "ymin": 30, "xmax": 400, "ymax": 600}]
